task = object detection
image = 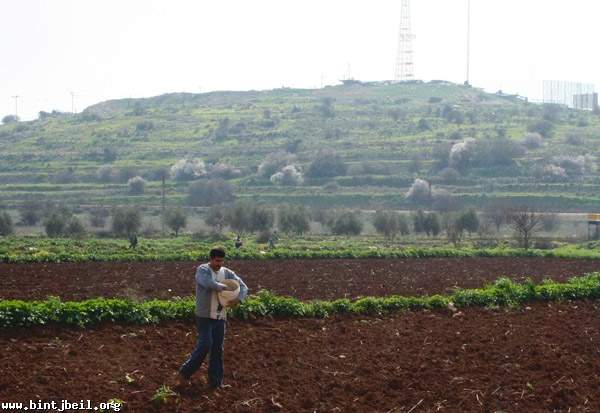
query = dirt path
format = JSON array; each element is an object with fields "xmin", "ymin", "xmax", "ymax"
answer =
[
  {"xmin": 3, "ymin": 257, "xmax": 600, "ymax": 301},
  {"xmin": 1, "ymin": 301, "xmax": 599, "ymax": 412}
]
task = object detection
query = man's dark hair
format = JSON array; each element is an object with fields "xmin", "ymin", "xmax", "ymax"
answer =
[{"xmin": 209, "ymin": 246, "xmax": 226, "ymax": 259}]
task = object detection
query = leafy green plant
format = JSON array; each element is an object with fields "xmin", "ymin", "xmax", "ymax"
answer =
[{"xmin": 151, "ymin": 385, "xmax": 178, "ymax": 404}]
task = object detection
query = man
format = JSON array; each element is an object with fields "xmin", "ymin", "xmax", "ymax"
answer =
[{"xmin": 178, "ymin": 246, "xmax": 248, "ymax": 389}]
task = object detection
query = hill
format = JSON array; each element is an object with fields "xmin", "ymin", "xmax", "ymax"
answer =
[{"xmin": 0, "ymin": 80, "xmax": 599, "ymax": 213}]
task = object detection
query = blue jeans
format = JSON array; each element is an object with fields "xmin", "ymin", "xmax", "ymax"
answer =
[{"xmin": 179, "ymin": 317, "xmax": 226, "ymax": 386}]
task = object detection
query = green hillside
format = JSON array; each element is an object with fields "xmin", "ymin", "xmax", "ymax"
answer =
[{"xmin": 1, "ymin": 80, "xmax": 599, "ymax": 212}]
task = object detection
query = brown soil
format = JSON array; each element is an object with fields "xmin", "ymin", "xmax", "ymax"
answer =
[
  {"xmin": 1, "ymin": 301, "xmax": 599, "ymax": 412},
  {"xmin": 2, "ymin": 257, "xmax": 600, "ymax": 301}
]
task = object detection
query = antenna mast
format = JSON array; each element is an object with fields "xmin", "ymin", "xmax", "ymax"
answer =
[{"xmin": 394, "ymin": 0, "xmax": 415, "ymax": 82}]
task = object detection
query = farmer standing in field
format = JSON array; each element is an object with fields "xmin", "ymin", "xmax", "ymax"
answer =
[{"xmin": 177, "ymin": 246, "xmax": 248, "ymax": 389}]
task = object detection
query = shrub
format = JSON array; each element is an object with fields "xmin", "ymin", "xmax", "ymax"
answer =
[{"xmin": 128, "ymin": 176, "xmax": 146, "ymax": 195}]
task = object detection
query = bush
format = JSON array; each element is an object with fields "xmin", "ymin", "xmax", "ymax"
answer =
[
  {"xmin": 317, "ymin": 97, "xmax": 335, "ymax": 118},
  {"xmin": 0, "ymin": 212, "xmax": 14, "ymax": 236},
  {"xmin": 170, "ymin": 158, "xmax": 206, "ymax": 181},
  {"xmin": 306, "ymin": 150, "xmax": 347, "ymax": 178},
  {"xmin": 188, "ymin": 179, "xmax": 235, "ymax": 207},
  {"xmin": 127, "ymin": 176, "xmax": 146, "ymax": 195},
  {"xmin": 89, "ymin": 208, "xmax": 109, "ymax": 228},
  {"xmin": 528, "ymin": 119, "xmax": 554, "ymax": 139}
]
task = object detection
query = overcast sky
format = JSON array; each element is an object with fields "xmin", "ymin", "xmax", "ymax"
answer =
[{"xmin": 1, "ymin": 0, "xmax": 598, "ymax": 120}]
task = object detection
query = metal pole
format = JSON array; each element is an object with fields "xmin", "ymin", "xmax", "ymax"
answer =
[{"xmin": 466, "ymin": 0, "xmax": 471, "ymax": 85}]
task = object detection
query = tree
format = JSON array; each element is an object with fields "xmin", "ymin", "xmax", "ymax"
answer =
[
  {"xmin": 128, "ymin": 176, "xmax": 146, "ymax": 195},
  {"xmin": 164, "ymin": 208, "xmax": 187, "ymax": 237},
  {"xmin": 205, "ymin": 206, "xmax": 227, "ymax": 233},
  {"xmin": 278, "ymin": 205, "xmax": 311, "ymax": 235},
  {"xmin": 89, "ymin": 207, "xmax": 109, "ymax": 228},
  {"xmin": 507, "ymin": 207, "xmax": 542, "ymax": 249},
  {"xmin": 227, "ymin": 202, "xmax": 252, "ymax": 235},
  {"xmin": 306, "ymin": 150, "xmax": 347, "ymax": 178},
  {"xmin": 112, "ymin": 208, "xmax": 141, "ymax": 238},
  {"xmin": 484, "ymin": 201, "xmax": 509, "ymax": 233},
  {"xmin": 258, "ymin": 151, "xmax": 296, "ymax": 178},
  {"xmin": 188, "ymin": 179, "xmax": 234, "ymax": 207},
  {"xmin": 249, "ymin": 206, "xmax": 274, "ymax": 233},
  {"xmin": 373, "ymin": 210, "xmax": 401, "ymax": 240},
  {"xmin": 423, "ymin": 213, "xmax": 441, "ymax": 236},
  {"xmin": 2, "ymin": 115, "xmax": 18, "ymax": 124},
  {"xmin": 0, "ymin": 212, "xmax": 14, "ymax": 236},
  {"xmin": 270, "ymin": 165, "xmax": 303, "ymax": 186},
  {"xmin": 412, "ymin": 209, "xmax": 427, "ymax": 234},
  {"xmin": 406, "ymin": 179, "xmax": 431, "ymax": 205},
  {"xmin": 317, "ymin": 97, "xmax": 335, "ymax": 118},
  {"xmin": 171, "ymin": 158, "xmax": 206, "ymax": 181},
  {"xmin": 64, "ymin": 217, "xmax": 86, "ymax": 239},
  {"xmin": 456, "ymin": 209, "xmax": 479, "ymax": 236},
  {"xmin": 330, "ymin": 210, "xmax": 363, "ymax": 235},
  {"xmin": 44, "ymin": 213, "xmax": 66, "ymax": 237},
  {"xmin": 19, "ymin": 203, "xmax": 41, "ymax": 226}
]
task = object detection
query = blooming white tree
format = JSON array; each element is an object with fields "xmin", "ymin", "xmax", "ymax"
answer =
[
  {"xmin": 405, "ymin": 178, "xmax": 431, "ymax": 204},
  {"xmin": 270, "ymin": 165, "xmax": 303, "ymax": 186},
  {"xmin": 170, "ymin": 158, "xmax": 206, "ymax": 181}
]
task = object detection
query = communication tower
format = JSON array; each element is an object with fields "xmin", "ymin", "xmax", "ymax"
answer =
[{"xmin": 394, "ymin": 0, "xmax": 415, "ymax": 82}]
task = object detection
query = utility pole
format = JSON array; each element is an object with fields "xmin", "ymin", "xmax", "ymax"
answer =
[
  {"xmin": 465, "ymin": 0, "xmax": 471, "ymax": 85},
  {"xmin": 161, "ymin": 174, "xmax": 166, "ymax": 236},
  {"xmin": 11, "ymin": 95, "xmax": 19, "ymax": 120},
  {"xmin": 394, "ymin": 0, "xmax": 416, "ymax": 82},
  {"xmin": 70, "ymin": 91, "xmax": 75, "ymax": 114}
]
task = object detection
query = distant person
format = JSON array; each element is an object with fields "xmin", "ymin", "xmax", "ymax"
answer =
[
  {"xmin": 178, "ymin": 246, "xmax": 248, "ymax": 389},
  {"xmin": 268, "ymin": 235, "xmax": 275, "ymax": 249},
  {"xmin": 129, "ymin": 234, "xmax": 138, "ymax": 249},
  {"xmin": 234, "ymin": 235, "xmax": 243, "ymax": 249}
]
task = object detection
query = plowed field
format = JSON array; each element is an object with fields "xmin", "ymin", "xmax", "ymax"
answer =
[
  {"xmin": 3, "ymin": 257, "xmax": 600, "ymax": 301},
  {"xmin": 2, "ymin": 257, "xmax": 600, "ymax": 412}
]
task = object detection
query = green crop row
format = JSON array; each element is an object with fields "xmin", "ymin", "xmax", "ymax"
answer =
[
  {"xmin": 2, "ymin": 273, "xmax": 600, "ymax": 328},
  {"xmin": 2, "ymin": 236, "xmax": 600, "ymax": 263}
]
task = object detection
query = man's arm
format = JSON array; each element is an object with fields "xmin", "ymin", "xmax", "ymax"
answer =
[
  {"xmin": 196, "ymin": 266, "xmax": 228, "ymax": 291},
  {"xmin": 225, "ymin": 269, "xmax": 249, "ymax": 301}
]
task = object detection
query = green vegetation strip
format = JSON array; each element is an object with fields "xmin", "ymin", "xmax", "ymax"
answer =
[
  {"xmin": 2, "ymin": 273, "xmax": 600, "ymax": 328},
  {"xmin": 3, "ymin": 237, "xmax": 600, "ymax": 263}
]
